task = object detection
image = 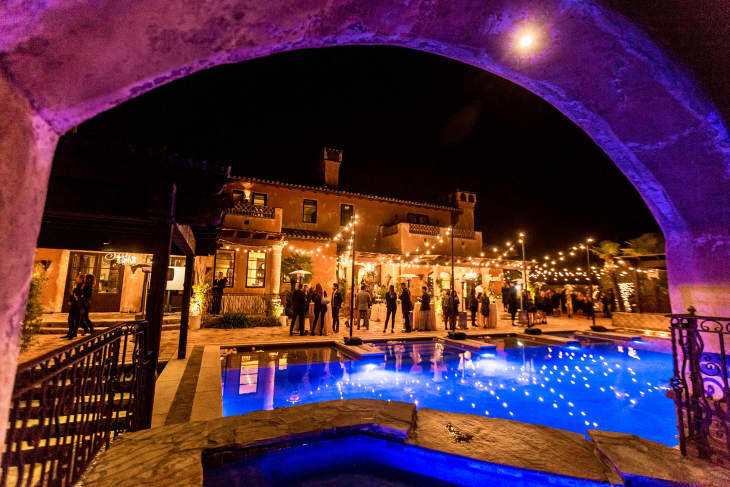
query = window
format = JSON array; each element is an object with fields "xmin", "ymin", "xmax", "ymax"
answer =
[
  {"xmin": 340, "ymin": 204, "xmax": 354, "ymax": 226},
  {"xmin": 460, "ymin": 193, "xmax": 467, "ymax": 201},
  {"xmin": 468, "ymin": 194, "xmax": 475, "ymax": 203},
  {"xmin": 98, "ymin": 256, "xmax": 121, "ymax": 294},
  {"xmin": 407, "ymin": 213, "xmax": 430, "ymax": 225},
  {"xmin": 232, "ymin": 190, "xmax": 245, "ymax": 202},
  {"xmin": 302, "ymin": 199, "xmax": 317, "ymax": 223},
  {"xmin": 252, "ymin": 192, "xmax": 267, "ymax": 206},
  {"xmin": 214, "ymin": 250, "xmax": 235, "ymax": 287},
  {"xmin": 246, "ymin": 251, "xmax": 266, "ymax": 288}
]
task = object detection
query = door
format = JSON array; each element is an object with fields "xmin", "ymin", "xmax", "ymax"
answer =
[{"xmin": 62, "ymin": 252, "xmax": 125, "ymax": 312}]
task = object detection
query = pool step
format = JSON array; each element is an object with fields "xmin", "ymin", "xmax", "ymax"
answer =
[
  {"xmin": 517, "ymin": 333, "xmax": 579, "ymax": 346},
  {"xmin": 578, "ymin": 330, "xmax": 642, "ymax": 341},
  {"xmin": 440, "ymin": 337, "xmax": 497, "ymax": 352},
  {"xmin": 337, "ymin": 342, "xmax": 386, "ymax": 360}
]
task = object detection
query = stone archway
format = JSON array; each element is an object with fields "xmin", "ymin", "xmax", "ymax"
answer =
[{"xmin": 2, "ymin": 0, "xmax": 729, "ymax": 445}]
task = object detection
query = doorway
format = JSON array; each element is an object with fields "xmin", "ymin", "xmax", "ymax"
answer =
[{"xmin": 62, "ymin": 252, "xmax": 124, "ymax": 312}]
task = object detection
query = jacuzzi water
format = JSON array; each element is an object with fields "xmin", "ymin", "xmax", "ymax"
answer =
[
  {"xmin": 221, "ymin": 338, "xmax": 676, "ymax": 446},
  {"xmin": 203, "ymin": 434, "xmax": 609, "ymax": 487}
]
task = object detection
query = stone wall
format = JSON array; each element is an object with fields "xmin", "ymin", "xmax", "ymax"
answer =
[{"xmin": 612, "ymin": 312, "xmax": 669, "ymax": 331}]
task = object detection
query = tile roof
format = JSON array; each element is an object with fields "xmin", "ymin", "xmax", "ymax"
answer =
[
  {"xmin": 229, "ymin": 176, "xmax": 458, "ymax": 211},
  {"xmin": 281, "ymin": 228, "xmax": 333, "ymax": 241}
]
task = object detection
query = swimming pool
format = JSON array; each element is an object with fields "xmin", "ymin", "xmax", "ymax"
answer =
[
  {"xmin": 203, "ymin": 434, "xmax": 608, "ymax": 487},
  {"xmin": 221, "ymin": 338, "xmax": 677, "ymax": 446}
]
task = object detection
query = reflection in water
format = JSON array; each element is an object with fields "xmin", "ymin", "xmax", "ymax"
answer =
[{"xmin": 221, "ymin": 341, "xmax": 676, "ymax": 446}]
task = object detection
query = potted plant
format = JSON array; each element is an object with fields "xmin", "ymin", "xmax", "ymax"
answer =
[{"xmin": 189, "ymin": 282, "xmax": 209, "ymax": 330}]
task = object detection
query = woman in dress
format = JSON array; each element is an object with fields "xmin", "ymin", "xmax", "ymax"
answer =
[
  {"xmin": 479, "ymin": 293, "xmax": 490, "ymax": 327},
  {"xmin": 312, "ymin": 283, "xmax": 326, "ymax": 336},
  {"xmin": 321, "ymin": 290, "xmax": 333, "ymax": 335},
  {"xmin": 65, "ymin": 274, "xmax": 84, "ymax": 339}
]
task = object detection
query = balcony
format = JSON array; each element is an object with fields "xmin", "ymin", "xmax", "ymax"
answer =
[
  {"xmin": 380, "ymin": 222, "xmax": 481, "ymax": 254},
  {"xmin": 224, "ymin": 202, "xmax": 282, "ymax": 233},
  {"xmin": 228, "ymin": 202, "xmax": 276, "ymax": 219}
]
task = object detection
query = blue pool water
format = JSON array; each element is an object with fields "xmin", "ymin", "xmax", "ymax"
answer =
[
  {"xmin": 204, "ymin": 434, "xmax": 608, "ymax": 487},
  {"xmin": 221, "ymin": 339, "xmax": 677, "ymax": 446}
]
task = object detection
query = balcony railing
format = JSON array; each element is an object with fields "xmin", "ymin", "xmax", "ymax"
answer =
[
  {"xmin": 408, "ymin": 223, "xmax": 440, "ymax": 236},
  {"xmin": 228, "ymin": 202, "xmax": 275, "ymax": 219},
  {"xmin": 219, "ymin": 293, "xmax": 281, "ymax": 315},
  {"xmin": 2, "ymin": 321, "xmax": 151, "ymax": 487},
  {"xmin": 669, "ymin": 311, "xmax": 730, "ymax": 462}
]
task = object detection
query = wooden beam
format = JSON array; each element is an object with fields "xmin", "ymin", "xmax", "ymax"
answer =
[
  {"xmin": 173, "ymin": 223, "xmax": 196, "ymax": 256},
  {"xmin": 178, "ymin": 254, "xmax": 194, "ymax": 360}
]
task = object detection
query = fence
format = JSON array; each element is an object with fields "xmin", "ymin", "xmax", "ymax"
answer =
[
  {"xmin": 1, "ymin": 321, "xmax": 151, "ymax": 487},
  {"xmin": 220, "ymin": 293, "xmax": 280, "ymax": 315},
  {"xmin": 669, "ymin": 311, "xmax": 730, "ymax": 463}
]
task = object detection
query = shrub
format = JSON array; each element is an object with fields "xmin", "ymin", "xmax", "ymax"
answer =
[
  {"xmin": 205, "ymin": 312, "xmax": 281, "ymax": 329},
  {"xmin": 21, "ymin": 274, "xmax": 45, "ymax": 351}
]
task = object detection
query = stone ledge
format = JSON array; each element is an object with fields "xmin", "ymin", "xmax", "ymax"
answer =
[
  {"xmin": 589, "ymin": 430, "xmax": 730, "ymax": 487},
  {"xmin": 407, "ymin": 408, "xmax": 610, "ymax": 483},
  {"xmin": 80, "ymin": 400, "xmax": 730, "ymax": 487}
]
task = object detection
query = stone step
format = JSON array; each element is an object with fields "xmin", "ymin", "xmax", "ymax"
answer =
[
  {"xmin": 440, "ymin": 337, "xmax": 497, "ymax": 352},
  {"xmin": 577, "ymin": 330, "xmax": 641, "ymax": 342},
  {"xmin": 41, "ymin": 316, "xmax": 180, "ymax": 327},
  {"xmin": 518, "ymin": 333, "xmax": 580, "ymax": 346}
]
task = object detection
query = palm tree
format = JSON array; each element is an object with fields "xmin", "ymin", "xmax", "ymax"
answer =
[
  {"xmin": 591, "ymin": 240, "xmax": 625, "ymax": 311},
  {"xmin": 622, "ymin": 232, "xmax": 665, "ymax": 256}
]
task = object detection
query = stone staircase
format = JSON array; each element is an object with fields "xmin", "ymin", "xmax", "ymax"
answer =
[{"xmin": 38, "ymin": 314, "xmax": 180, "ymax": 334}]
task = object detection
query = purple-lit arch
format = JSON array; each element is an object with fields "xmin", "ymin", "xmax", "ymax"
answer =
[{"xmin": 1, "ymin": 0, "xmax": 730, "ymax": 446}]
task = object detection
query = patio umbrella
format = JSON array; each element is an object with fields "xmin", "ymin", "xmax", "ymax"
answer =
[
  {"xmin": 289, "ymin": 269, "xmax": 312, "ymax": 284},
  {"xmin": 400, "ymin": 273, "xmax": 418, "ymax": 289}
]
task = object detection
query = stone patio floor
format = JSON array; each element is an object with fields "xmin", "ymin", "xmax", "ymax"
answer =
[{"xmin": 18, "ymin": 314, "xmax": 617, "ymax": 364}]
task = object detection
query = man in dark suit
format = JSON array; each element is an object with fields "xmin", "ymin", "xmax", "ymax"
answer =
[
  {"xmin": 290, "ymin": 284, "xmax": 307, "ymax": 336},
  {"xmin": 332, "ymin": 283, "xmax": 342, "ymax": 332},
  {"xmin": 399, "ymin": 282, "xmax": 412, "ymax": 333},
  {"xmin": 211, "ymin": 272, "xmax": 227, "ymax": 315}
]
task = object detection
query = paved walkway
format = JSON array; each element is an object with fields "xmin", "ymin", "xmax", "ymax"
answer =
[{"xmin": 19, "ymin": 313, "xmax": 613, "ymax": 364}]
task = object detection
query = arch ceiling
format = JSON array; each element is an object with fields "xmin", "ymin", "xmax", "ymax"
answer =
[{"xmin": 1, "ymin": 0, "xmax": 729, "ymax": 312}]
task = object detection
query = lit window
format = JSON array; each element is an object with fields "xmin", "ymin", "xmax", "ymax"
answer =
[
  {"xmin": 232, "ymin": 190, "xmax": 245, "ymax": 202},
  {"xmin": 303, "ymin": 199, "xmax": 317, "ymax": 223},
  {"xmin": 407, "ymin": 213, "xmax": 430, "ymax": 225},
  {"xmin": 239, "ymin": 358, "xmax": 259, "ymax": 394},
  {"xmin": 340, "ymin": 204, "xmax": 354, "ymax": 226},
  {"xmin": 246, "ymin": 251, "xmax": 266, "ymax": 288},
  {"xmin": 214, "ymin": 250, "xmax": 235, "ymax": 287},
  {"xmin": 252, "ymin": 192, "xmax": 267, "ymax": 206}
]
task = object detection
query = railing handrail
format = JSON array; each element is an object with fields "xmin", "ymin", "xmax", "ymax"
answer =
[
  {"xmin": 667, "ymin": 313, "xmax": 730, "ymax": 321},
  {"xmin": 15, "ymin": 320, "xmax": 146, "ymax": 372},
  {"xmin": 228, "ymin": 202, "xmax": 276, "ymax": 218}
]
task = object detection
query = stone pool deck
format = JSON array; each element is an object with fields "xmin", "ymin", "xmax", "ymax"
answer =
[
  {"xmin": 80, "ymin": 399, "xmax": 729, "ymax": 487},
  {"xmin": 18, "ymin": 314, "xmax": 616, "ymax": 364}
]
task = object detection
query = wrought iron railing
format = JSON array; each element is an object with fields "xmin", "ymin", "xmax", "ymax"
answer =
[
  {"xmin": 669, "ymin": 310, "xmax": 730, "ymax": 462},
  {"xmin": 409, "ymin": 223, "xmax": 440, "ymax": 236},
  {"xmin": 228, "ymin": 202, "xmax": 275, "ymax": 219},
  {"xmin": 1, "ymin": 321, "xmax": 151, "ymax": 487}
]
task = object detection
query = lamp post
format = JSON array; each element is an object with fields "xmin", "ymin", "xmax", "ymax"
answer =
[
  {"xmin": 348, "ymin": 215, "xmax": 358, "ymax": 338},
  {"xmin": 518, "ymin": 233, "xmax": 526, "ymax": 311},
  {"xmin": 449, "ymin": 224, "xmax": 455, "ymax": 293},
  {"xmin": 584, "ymin": 238, "xmax": 596, "ymax": 326}
]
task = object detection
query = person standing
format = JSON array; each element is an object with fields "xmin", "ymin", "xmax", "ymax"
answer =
[
  {"xmin": 468, "ymin": 289, "xmax": 478, "ymax": 327},
  {"xmin": 449, "ymin": 290, "xmax": 460, "ymax": 331},
  {"xmin": 79, "ymin": 274, "xmax": 95, "ymax": 335},
  {"xmin": 211, "ymin": 271, "xmax": 227, "ymax": 315},
  {"xmin": 312, "ymin": 283, "xmax": 326, "ymax": 336},
  {"xmin": 479, "ymin": 292, "xmax": 490, "ymax": 327},
  {"xmin": 420, "ymin": 286, "xmax": 431, "ymax": 331},
  {"xmin": 290, "ymin": 284, "xmax": 307, "ymax": 336},
  {"xmin": 356, "ymin": 285, "xmax": 371, "ymax": 330},
  {"xmin": 441, "ymin": 291, "xmax": 452, "ymax": 329},
  {"xmin": 331, "ymin": 283, "xmax": 342, "ymax": 332},
  {"xmin": 501, "ymin": 283, "xmax": 511, "ymax": 312},
  {"xmin": 64, "ymin": 274, "xmax": 84, "ymax": 339},
  {"xmin": 508, "ymin": 283, "xmax": 519, "ymax": 326},
  {"xmin": 399, "ymin": 283, "xmax": 412, "ymax": 332},
  {"xmin": 384, "ymin": 285, "xmax": 397, "ymax": 333}
]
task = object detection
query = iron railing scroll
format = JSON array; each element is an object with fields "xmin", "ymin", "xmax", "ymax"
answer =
[
  {"xmin": 1, "ymin": 321, "xmax": 152, "ymax": 487},
  {"xmin": 669, "ymin": 308, "xmax": 730, "ymax": 463}
]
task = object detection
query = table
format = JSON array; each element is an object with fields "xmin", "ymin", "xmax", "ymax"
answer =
[{"xmin": 413, "ymin": 302, "xmax": 438, "ymax": 331}]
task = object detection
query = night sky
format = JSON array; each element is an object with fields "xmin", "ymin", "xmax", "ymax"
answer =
[{"xmin": 56, "ymin": 46, "xmax": 660, "ymax": 256}]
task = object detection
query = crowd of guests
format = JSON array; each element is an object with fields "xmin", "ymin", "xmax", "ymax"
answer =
[{"xmin": 500, "ymin": 282, "xmax": 616, "ymax": 327}]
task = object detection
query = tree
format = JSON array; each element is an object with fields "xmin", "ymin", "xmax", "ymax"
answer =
[
  {"xmin": 281, "ymin": 254, "xmax": 313, "ymax": 284},
  {"xmin": 591, "ymin": 240, "xmax": 625, "ymax": 311},
  {"xmin": 622, "ymin": 232, "xmax": 665, "ymax": 256}
]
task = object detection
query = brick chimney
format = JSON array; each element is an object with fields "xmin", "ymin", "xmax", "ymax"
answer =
[{"xmin": 319, "ymin": 147, "xmax": 342, "ymax": 187}]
